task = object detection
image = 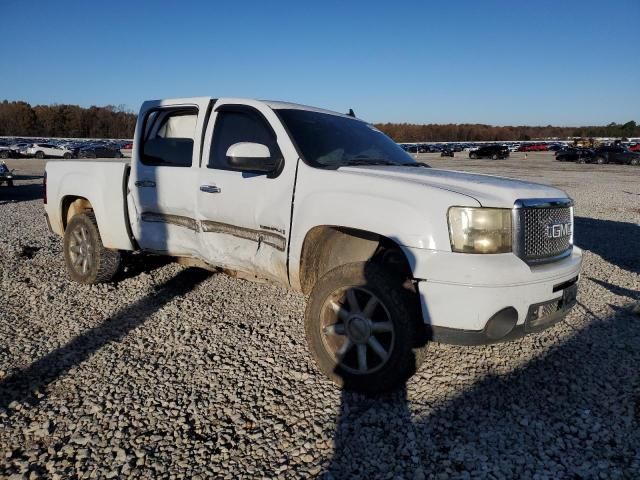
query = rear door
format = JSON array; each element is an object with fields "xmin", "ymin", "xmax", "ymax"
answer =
[
  {"xmin": 128, "ymin": 97, "xmax": 211, "ymax": 256},
  {"xmin": 195, "ymin": 101, "xmax": 299, "ymax": 284},
  {"xmin": 613, "ymin": 147, "xmax": 629, "ymax": 164}
]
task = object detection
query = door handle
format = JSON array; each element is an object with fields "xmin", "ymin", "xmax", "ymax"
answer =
[
  {"xmin": 200, "ymin": 185, "xmax": 221, "ymax": 194},
  {"xmin": 135, "ymin": 180, "xmax": 156, "ymax": 188}
]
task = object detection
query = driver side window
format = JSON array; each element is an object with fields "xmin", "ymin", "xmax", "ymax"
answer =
[{"xmin": 208, "ymin": 109, "xmax": 281, "ymax": 170}]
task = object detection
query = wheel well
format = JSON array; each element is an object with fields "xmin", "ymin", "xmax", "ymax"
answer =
[
  {"xmin": 61, "ymin": 196, "xmax": 93, "ymax": 230},
  {"xmin": 299, "ymin": 226, "xmax": 414, "ymax": 295}
]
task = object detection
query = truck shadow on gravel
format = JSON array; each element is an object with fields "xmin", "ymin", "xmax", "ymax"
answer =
[
  {"xmin": 326, "ymin": 306, "xmax": 640, "ymax": 478},
  {"xmin": 574, "ymin": 216, "xmax": 640, "ymax": 274},
  {"xmin": 0, "ymin": 268, "xmax": 213, "ymax": 413},
  {"xmin": 0, "ymin": 183, "xmax": 44, "ymax": 205}
]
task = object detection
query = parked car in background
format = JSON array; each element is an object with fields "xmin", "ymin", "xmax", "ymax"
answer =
[
  {"xmin": 469, "ymin": 144, "xmax": 509, "ymax": 159},
  {"xmin": 26, "ymin": 143, "xmax": 75, "ymax": 159},
  {"xmin": 590, "ymin": 146, "xmax": 640, "ymax": 165},
  {"xmin": 629, "ymin": 144, "xmax": 640, "ymax": 152},
  {"xmin": 9, "ymin": 142, "xmax": 31, "ymax": 157},
  {"xmin": 440, "ymin": 148, "xmax": 454, "ymax": 157},
  {"xmin": 555, "ymin": 148, "xmax": 594, "ymax": 162},
  {"xmin": 518, "ymin": 144, "xmax": 547, "ymax": 152},
  {"xmin": 78, "ymin": 145, "xmax": 124, "ymax": 159},
  {"xmin": 0, "ymin": 161, "xmax": 14, "ymax": 187}
]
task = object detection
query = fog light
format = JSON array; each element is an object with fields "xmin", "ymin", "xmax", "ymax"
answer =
[{"xmin": 485, "ymin": 307, "xmax": 518, "ymax": 340}]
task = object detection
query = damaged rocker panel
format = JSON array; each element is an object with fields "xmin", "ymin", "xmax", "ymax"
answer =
[
  {"xmin": 141, "ymin": 213, "xmax": 286, "ymax": 251},
  {"xmin": 140, "ymin": 212, "xmax": 198, "ymax": 231},
  {"xmin": 201, "ymin": 220, "xmax": 286, "ymax": 251}
]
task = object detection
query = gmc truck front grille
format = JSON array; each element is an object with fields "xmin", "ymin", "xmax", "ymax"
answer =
[{"xmin": 513, "ymin": 198, "xmax": 574, "ymax": 264}]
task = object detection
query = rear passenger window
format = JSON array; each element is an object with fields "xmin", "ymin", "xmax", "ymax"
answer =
[
  {"xmin": 142, "ymin": 108, "xmax": 198, "ymax": 167},
  {"xmin": 208, "ymin": 109, "xmax": 281, "ymax": 170}
]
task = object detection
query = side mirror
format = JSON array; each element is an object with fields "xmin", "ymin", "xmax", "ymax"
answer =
[{"xmin": 226, "ymin": 142, "xmax": 280, "ymax": 174}]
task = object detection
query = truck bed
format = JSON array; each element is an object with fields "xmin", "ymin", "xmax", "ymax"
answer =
[{"xmin": 45, "ymin": 159, "xmax": 135, "ymax": 251}]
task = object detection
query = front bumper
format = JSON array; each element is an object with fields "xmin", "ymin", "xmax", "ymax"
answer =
[{"xmin": 403, "ymin": 246, "xmax": 583, "ymax": 345}]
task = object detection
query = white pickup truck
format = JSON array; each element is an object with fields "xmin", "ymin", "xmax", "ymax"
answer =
[{"xmin": 45, "ymin": 97, "xmax": 582, "ymax": 393}]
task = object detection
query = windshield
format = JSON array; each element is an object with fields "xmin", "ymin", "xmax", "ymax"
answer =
[{"xmin": 277, "ymin": 109, "xmax": 423, "ymax": 168}]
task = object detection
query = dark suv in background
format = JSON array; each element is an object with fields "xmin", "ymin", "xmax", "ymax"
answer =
[
  {"xmin": 591, "ymin": 146, "xmax": 639, "ymax": 165},
  {"xmin": 78, "ymin": 145, "xmax": 124, "ymax": 159},
  {"xmin": 555, "ymin": 147, "xmax": 594, "ymax": 163},
  {"xmin": 469, "ymin": 145, "xmax": 509, "ymax": 159}
]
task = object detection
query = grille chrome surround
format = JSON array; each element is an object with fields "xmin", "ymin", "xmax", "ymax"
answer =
[{"xmin": 513, "ymin": 198, "xmax": 574, "ymax": 265}]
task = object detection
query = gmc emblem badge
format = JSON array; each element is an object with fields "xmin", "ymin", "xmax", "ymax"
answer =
[{"xmin": 546, "ymin": 222, "xmax": 572, "ymax": 239}]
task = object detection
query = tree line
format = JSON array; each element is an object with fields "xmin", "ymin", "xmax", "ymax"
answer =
[
  {"xmin": 0, "ymin": 100, "xmax": 137, "ymax": 139},
  {"xmin": 374, "ymin": 120, "xmax": 640, "ymax": 142},
  {"xmin": 1, "ymin": 100, "xmax": 638, "ymax": 142}
]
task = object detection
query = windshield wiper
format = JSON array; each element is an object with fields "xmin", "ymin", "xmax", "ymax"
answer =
[
  {"xmin": 342, "ymin": 159, "xmax": 403, "ymax": 166},
  {"xmin": 401, "ymin": 162, "xmax": 431, "ymax": 168}
]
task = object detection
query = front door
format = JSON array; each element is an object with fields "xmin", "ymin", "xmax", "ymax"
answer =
[
  {"xmin": 196, "ymin": 102, "xmax": 298, "ymax": 284},
  {"xmin": 128, "ymin": 97, "xmax": 211, "ymax": 256}
]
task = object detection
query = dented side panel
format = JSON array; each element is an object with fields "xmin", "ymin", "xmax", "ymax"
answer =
[{"xmin": 194, "ymin": 99, "xmax": 300, "ymax": 286}]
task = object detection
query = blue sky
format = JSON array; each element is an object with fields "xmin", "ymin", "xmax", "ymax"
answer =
[{"xmin": 2, "ymin": 0, "xmax": 639, "ymax": 125}]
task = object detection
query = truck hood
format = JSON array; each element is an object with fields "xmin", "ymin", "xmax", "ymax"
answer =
[{"xmin": 338, "ymin": 165, "xmax": 568, "ymax": 207}]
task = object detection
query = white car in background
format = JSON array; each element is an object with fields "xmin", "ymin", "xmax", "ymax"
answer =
[{"xmin": 26, "ymin": 143, "xmax": 74, "ymax": 159}]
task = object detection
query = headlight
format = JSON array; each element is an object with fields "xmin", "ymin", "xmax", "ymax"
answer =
[{"xmin": 448, "ymin": 207, "xmax": 512, "ymax": 254}]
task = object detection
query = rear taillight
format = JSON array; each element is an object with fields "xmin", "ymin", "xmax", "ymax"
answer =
[{"xmin": 43, "ymin": 171, "xmax": 47, "ymax": 204}]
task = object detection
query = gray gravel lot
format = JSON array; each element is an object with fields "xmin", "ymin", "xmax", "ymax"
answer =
[{"xmin": 1, "ymin": 153, "xmax": 639, "ymax": 478}]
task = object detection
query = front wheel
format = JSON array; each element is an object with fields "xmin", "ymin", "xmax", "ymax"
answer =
[
  {"xmin": 35, "ymin": 151, "xmax": 45, "ymax": 159},
  {"xmin": 595, "ymin": 156, "xmax": 606, "ymax": 165},
  {"xmin": 305, "ymin": 262, "xmax": 423, "ymax": 394},
  {"xmin": 491, "ymin": 154, "xmax": 498, "ymax": 160},
  {"xmin": 63, "ymin": 212, "xmax": 121, "ymax": 283},
  {"xmin": 63, "ymin": 152, "xmax": 72, "ymax": 159},
  {"xmin": 0, "ymin": 150, "xmax": 9, "ymax": 159},
  {"xmin": 630, "ymin": 158, "xmax": 639, "ymax": 166},
  {"xmin": 470, "ymin": 153, "xmax": 478, "ymax": 159}
]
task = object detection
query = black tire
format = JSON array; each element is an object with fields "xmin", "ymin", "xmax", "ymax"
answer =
[
  {"xmin": 63, "ymin": 152, "xmax": 72, "ymax": 159},
  {"xmin": 35, "ymin": 151, "xmax": 45, "ymax": 159},
  {"xmin": 595, "ymin": 156, "xmax": 606, "ymax": 165},
  {"xmin": 0, "ymin": 150, "xmax": 8, "ymax": 159},
  {"xmin": 63, "ymin": 212, "xmax": 121, "ymax": 284},
  {"xmin": 491, "ymin": 154, "xmax": 498, "ymax": 160},
  {"xmin": 470, "ymin": 152, "xmax": 478, "ymax": 159},
  {"xmin": 305, "ymin": 262, "xmax": 424, "ymax": 394},
  {"xmin": 630, "ymin": 158, "xmax": 639, "ymax": 166}
]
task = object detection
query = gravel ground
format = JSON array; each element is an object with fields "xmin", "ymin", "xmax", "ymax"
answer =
[{"xmin": 1, "ymin": 153, "xmax": 639, "ymax": 479}]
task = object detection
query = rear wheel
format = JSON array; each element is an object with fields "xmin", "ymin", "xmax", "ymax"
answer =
[
  {"xmin": 35, "ymin": 151, "xmax": 45, "ymax": 159},
  {"xmin": 470, "ymin": 153, "xmax": 478, "ymax": 159},
  {"xmin": 63, "ymin": 212, "xmax": 121, "ymax": 284},
  {"xmin": 0, "ymin": 150, "xmax": 9, "ymax": 159},
  {"xmin": 63, "ymin": 152, "xmax": 72, "ymax": 159},
  {"xmin": 305, "ymin": 262, "xmax": 424, "ymax": 394},
  {"xmin": 595, "ymin": 156, "xmax": 606, "ymax": 164},
  {"xmin": 491, "ymin": 154, "xmax": 498, "ymax": 160},
  {"xmin": 630, "ymin": 158, "xmax": 639, "ymax": 166}
]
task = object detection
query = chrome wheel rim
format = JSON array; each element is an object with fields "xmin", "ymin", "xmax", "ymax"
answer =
[
  {"xmin": 320, "ymin": 287, "xmax": 394, "ymax": 375},
  {"xmin": 68, "ymin": 225, "xmax": 93, "ymax": 275}
]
